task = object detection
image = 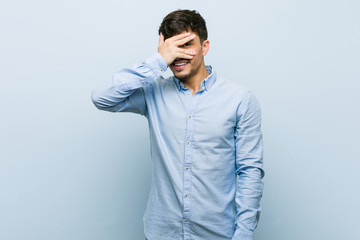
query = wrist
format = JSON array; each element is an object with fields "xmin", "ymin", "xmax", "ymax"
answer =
[
  {"xmin": 157, "ymin": 50, "xmax": 172, "ymax": 66},
  {"xmin": 144, "ymin": 53, "xmax": 168, "ymax": 75}
]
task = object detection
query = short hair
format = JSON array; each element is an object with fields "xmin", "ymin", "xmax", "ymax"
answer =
[{"xmin": 158, "ymin": 9, "xmax": 208, "ymax": 43}]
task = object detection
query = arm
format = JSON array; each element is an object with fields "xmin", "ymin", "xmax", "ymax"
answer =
[
  {"xmin": 91, "ymin": 54, "xmax": 167, "ymax": 115},
  {"xmin": 91, "ymin": 32, "xmax": 197, "ymax": 115},
  {"xmin": 91, "ymin": 53, "xmax": 167, "ymax": 115},
  {"xmin": 232, "ymin": 90, "xmax": 265, "ymax": 240}
]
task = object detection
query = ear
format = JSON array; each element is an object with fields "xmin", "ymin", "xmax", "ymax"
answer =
[{"xmin": 201, "ymin": 40, "xmax": 210, "ymax": 56}]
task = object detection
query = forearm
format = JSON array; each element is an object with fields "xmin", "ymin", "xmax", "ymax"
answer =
[
  {"xmin": 91, "ymin": 53, "xmax": 167, "ymax": 111},
  {"xmin": 233, "ymin": 166, "xmax": 264, "ymax": 240}
]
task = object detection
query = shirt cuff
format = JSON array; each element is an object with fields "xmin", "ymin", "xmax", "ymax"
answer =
[
  {"xmin": 143, "ymin": 53, "xmax": 168, "ymax": 77},
  {"xmin": 232, "ymin": 228, "xmax": 253, "ymax": 240}
]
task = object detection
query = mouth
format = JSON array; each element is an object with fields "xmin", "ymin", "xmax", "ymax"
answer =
[{"xmin": 171, "ymin": 59, "xmax": 190, "ymax": 71}]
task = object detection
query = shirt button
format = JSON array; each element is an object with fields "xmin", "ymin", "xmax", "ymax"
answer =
[
  {"xmin": 188, "ymin": 115, "xmax": 192, "ymax": 119},
  {"xmin": 185, "ymin": 167, "xmax": 189, "ymax": 171},
  {"xmin": 185, "ymin": 194, "xmax": 188, "ymax": 197},
  {"xmin": 141, "ymin": 82, "xmax": 145, "ymax": 86},
  {"xmin": 186, "ymin": 141, "xmax": 190, "ymax": 145},
  {"xmin": 187, "ymin": 92, "xmax": 191, "ymax": 95},
  {"xmin": 184, "ymin": 218, "xmax": 188, "ymax": 222}
]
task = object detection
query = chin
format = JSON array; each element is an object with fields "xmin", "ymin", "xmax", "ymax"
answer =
[
  {"xmin": 174, "ymin": 74, "xmax": 189, "ymax": 81},
  {"xmin": 173, "ymin": 70, "xmax": 191, "ymax": 81}
]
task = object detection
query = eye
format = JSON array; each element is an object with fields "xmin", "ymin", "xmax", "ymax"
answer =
[{"xmin": 183, "ymin": 42, "xmax": 191, "ymax": 47}]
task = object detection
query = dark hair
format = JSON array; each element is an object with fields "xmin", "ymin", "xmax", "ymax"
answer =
[{"xmin": 158, "ymin": 9, "xmax": 208, "ymax": 42}]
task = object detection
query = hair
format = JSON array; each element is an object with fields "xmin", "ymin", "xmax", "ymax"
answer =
[{"xmin": 158, "ymin": 9, "xmax": 208, "ymax": 43}]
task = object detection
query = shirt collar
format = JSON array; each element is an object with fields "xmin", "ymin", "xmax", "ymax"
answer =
[{"xmin": 174, "ymin": 65, "xmax": 216, "ymax": 92}]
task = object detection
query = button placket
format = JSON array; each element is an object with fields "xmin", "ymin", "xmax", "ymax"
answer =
[{"xmin": 182, "ymin": 92, "xmax": 200, "ymax": 240}]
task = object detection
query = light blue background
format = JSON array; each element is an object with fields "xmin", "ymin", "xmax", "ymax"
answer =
[{"xmin": 1, "ymin": 0, "xmax": 359, "ymax": 239}]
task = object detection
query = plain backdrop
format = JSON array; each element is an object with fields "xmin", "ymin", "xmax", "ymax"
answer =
[{"xmin": 1, "ymin": 0, "xmax": 359, "ymax": 239}]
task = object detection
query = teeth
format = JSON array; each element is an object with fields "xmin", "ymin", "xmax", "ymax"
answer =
[{"xmin": 174, "ymin": 62, "xmax": 187, "ymax": 66}]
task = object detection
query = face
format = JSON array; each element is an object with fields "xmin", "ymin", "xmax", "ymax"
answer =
[{"xmin": 169, "ymin": 30, "xmax": 210, "ymax": 81}]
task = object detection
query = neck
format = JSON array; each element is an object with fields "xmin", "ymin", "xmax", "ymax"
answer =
[{"xmin": 181, "ymin": 64, "xmax": 210, "ymax": 95}]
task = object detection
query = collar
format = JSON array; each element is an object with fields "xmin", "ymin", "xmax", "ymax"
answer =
[{"xmin": 174, "ymin": 65, "xmax": 216, "ymax": 92}]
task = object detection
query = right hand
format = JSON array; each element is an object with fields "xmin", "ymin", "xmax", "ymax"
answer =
[{"xmin": 158, "ymin": 32, "xmax": 197, "ymax": 66}]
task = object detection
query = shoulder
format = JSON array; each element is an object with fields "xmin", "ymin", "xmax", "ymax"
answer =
[
  {"xmin": 214, "ymin": 75, "xmax": 251, "ymax": 100},
  {"xmin": 158, "ymin": 75, "xmax": 177, "ymax": 87},
  {"xmin": 214, "ymin": 74, "xmax": 261, "ymax": 112},
  {"xmin": 146, "ymin": 74, "xmax": 177, "ymax": 93}
]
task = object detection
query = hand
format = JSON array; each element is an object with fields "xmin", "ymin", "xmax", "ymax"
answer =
[{"xmin": 158, "ymin": 32, "xmax": 197, "ymax": 66}]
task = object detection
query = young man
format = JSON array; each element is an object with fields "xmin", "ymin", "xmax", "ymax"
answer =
[{"xmin": 91, "ymin": 9, "xmax": 264, "ymax": 240}]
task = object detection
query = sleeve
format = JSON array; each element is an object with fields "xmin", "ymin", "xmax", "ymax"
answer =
[
  {"xmin": 91, "ymin": 53, "xmax": 167, "ymax": 116},
  {"xmin": 232, "ymin": 90, "xmax": 265, "ymax": 240}
]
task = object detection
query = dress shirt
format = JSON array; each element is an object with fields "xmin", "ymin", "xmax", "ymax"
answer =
[{"xmin": 91, "ymin": 53, "xmax": 264, "ymax": 240}]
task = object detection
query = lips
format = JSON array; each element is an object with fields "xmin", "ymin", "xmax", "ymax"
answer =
[{"xmin": 171, "ymin": 59, "xmax": 189, "ymax": 71}]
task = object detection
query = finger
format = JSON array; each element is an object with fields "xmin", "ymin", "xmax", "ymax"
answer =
[
  {"xmin": 179, "ymin": 54, "xmax": 194, "ymax": 59},
  {"xmin": 168, "ymin": 32, "xmax": 191, "ymax": 42},
  {"xmin": 175, "ymin": 34, "xmax": 196, "ymax": 46},
  {"xmin": 177, "ymin": 48, "xmax": 197, "ymax": 56},
  {"xmin": 175, "ymin": 52, "xmax": 195, "ymax": 60},
  {"xmin": 159, "ymin": 33, "xmax": 164, "ymax": 45}
]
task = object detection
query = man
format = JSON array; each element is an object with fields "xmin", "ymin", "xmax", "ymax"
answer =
[{"xmin": 91, "ymin": 9, "xmax": 264, "ymax": 240}]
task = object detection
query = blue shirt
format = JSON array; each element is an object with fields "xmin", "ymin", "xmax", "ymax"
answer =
[{"xmin": 91, "ymin": 53, "xmax": 264, "ymax": 240}]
